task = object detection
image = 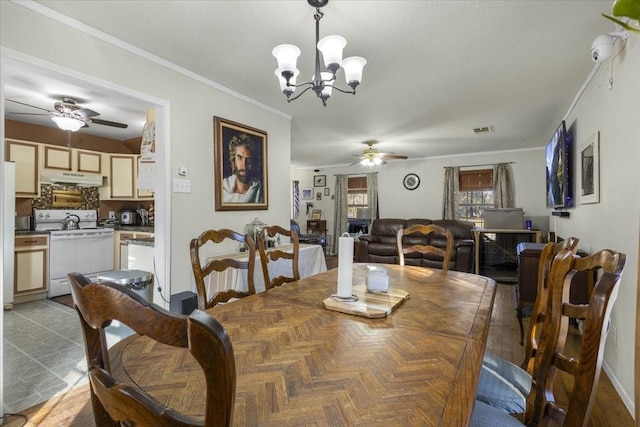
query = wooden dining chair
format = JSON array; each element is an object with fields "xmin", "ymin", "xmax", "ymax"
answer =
[
  {"xmin": 472, "ymin": 248, "xmax": 627, "ymax": 427},
  {"xmin": 258, "ymin": 225, "xmax": 300, "ymax": 290},
  {"xmin": 396, "ymin": 224, "xmax": 454, "ymax": 271},
  {"xmin": 477, "ymin": 238, "xmax": 579, "ymax": 414},
  {"xmin": 190, "ymin": 229, "xmax": 256, "ymax": 310},
  {"xmin": 67, "ymin": 272, "xmax": 236, "ymax": 427}
]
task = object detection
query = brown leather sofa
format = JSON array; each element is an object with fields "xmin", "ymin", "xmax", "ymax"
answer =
[{"xmin": 357, "ymin": 218, "xmax": 475, "ymax": 272}]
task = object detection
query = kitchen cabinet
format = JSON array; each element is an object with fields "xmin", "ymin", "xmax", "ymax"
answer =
[
  {"xmin": 100, "ymin": 154, "xmax": 153, "ymax": 200},
  {"xmin": 75, "ymin": 149, "xmax": 102, "ymax": 174},
  {"xmin": 43, "ymin": 145, "xmax": 71, "ymax": 170},
  {"xmin": 114, "ymin": 230, "xmax": 154, "ymax": 269},
  {"xmin": 5, "ymin": 139, "xmax": 40, "ymax": 197},
  {"xmin": 101, "ymin": 155, "xmax": 135, "ymax": 199},
  {"xmin": 14, "ymin": 235, "xmax": 48, "ymax": 295}
]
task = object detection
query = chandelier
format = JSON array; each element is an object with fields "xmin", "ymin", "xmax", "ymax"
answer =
[{"xmin": 272, "ymin": 0, "xmax": 366, "ymax": 106}]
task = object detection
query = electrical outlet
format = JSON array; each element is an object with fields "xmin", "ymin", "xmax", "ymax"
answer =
[{"xmin": 173, "ymin": 178, "xmax": 191, "ymax": 193}]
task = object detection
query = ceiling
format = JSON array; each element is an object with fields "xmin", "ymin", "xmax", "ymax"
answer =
[{"xmin": 4, "ymin": 1, "xmax": 616, "ymax": 168}]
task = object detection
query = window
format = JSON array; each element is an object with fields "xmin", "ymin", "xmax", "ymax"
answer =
[
  {"xmin": 458, "ymin": 169, "xmax": 493, "ymax": 227},
  {"xmin": 347, "ymin": 176, "xmax": 367, "ymax": 218}
]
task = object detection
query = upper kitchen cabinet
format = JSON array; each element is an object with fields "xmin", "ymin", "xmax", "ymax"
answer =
[
  {"xmin": 101, "ymin": 154, "xmax": 135, "ymax": 199},
  {"xmin": 43, "ymin": 144, "xmax": 71, "ymax": 170},
  {"xmin": 5, "ymin": 139, "xmax": 39, "ymax": 197},
  {"xmin": 74, "ymin": 149, "xmax": 102, "ymax": 174},
  {"xmin": 99, "ymin": 154, "xmax": 152, "ymax": 200},
  {"xmin": 42, "ymin": 144, "xmax": 102, "ymax": 174}
]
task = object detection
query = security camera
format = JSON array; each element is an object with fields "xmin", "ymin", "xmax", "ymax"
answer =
[
  {"xmin": 591, "ymin": 30, "xmax": 628, "ymax": 63},
  {"xmin": 591, "ymin": 34, "xmax": 615, "ymax": 62}
]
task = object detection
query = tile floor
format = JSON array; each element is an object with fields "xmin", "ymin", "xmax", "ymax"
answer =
[{"xmin": 3, "ymin": 299, "xmax": 88, "ymax": 414}]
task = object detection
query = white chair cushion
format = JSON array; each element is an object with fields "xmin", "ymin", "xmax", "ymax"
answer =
[{"xmin": 482, "ymin": 352, "xmax": 532, "ymax": 396}]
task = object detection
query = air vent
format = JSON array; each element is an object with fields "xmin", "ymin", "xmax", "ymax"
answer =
[{"xmin": 473, "ymin": 125, "xmax": 495, "ymax": 134}]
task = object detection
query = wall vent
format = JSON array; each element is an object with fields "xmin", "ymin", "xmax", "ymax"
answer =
[{"xmin": 473, "ymin": 125, "xmax": 495, "ymax": 134}]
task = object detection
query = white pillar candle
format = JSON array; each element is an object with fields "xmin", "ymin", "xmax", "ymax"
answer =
[{"xmin": 337, "ymin": 233, "xmax": 354, "ymax": 297}]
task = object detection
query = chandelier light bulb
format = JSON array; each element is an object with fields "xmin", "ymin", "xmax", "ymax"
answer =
[
  {"xmin": 317, "ymin": 35, "xmax": 346, "ymax": 73},
  {"xmin": 342, "ymin": 56, "xmax": 367, "ymax": 86},
  {"xmin": 272, "ymin": 44, "xmax": 301, "ymax": 72},
  {"xmin": 275, "ymin": 68, "xmax": 300, "ymax": 94}
]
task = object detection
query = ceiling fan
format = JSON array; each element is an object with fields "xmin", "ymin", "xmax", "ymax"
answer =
[
  {"xmin": 352, "ymin": 140, "xmax": 408, "ymax": 167},
  {"xmin": 7, "ymin": 97, "xmax": 128, "ymax": 131}
]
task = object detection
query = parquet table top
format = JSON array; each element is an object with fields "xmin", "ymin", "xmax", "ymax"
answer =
[{"xmin": 110, "ymin": 264, "xmax": 496, "ymax": 426}]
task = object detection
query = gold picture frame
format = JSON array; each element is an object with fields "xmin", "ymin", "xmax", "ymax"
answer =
[{"xmin": 214, "ymin": 117, "xmax": 268, "ymax": 211}]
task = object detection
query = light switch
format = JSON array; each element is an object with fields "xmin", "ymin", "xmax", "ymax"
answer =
[{"xmin": 173, "ymin": 179, "xmax": 191, "ymax": 193}]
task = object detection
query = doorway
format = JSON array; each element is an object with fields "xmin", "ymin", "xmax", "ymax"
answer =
[{"xmin": 1, "ymin": 50, "xmax": 171, "ymax": 414}]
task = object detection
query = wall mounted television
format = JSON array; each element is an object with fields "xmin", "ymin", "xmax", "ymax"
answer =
[{"xmin": 545, "ymin": 120, "xmax": 572, "ymax": 208}]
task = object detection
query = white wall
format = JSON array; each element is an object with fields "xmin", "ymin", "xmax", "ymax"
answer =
[
  {"xmin": 0, "ymin": 2, "xmax": 292, "ymax": 295},
  {"xmin": 555, "ymin": 35, "xmax": 639, "ymax": 413}
]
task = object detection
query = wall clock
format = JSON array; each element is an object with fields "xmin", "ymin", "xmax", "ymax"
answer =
[{"xmin": 403, "ymin": 173, "xmax": 420, "ymax": 190}]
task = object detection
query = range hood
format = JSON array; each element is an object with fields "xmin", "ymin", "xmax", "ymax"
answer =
[{"xmin": 40, "ymin": 169, "xmax": 103, "ymax": 187}]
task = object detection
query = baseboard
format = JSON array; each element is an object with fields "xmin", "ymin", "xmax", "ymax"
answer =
[{"xmin": 602, "ymin": 359, "xmax": 635, "ymax": 420}]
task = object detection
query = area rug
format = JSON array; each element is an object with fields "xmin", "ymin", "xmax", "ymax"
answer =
[{"xmin": 50, "ymin": 294, "xmax": 75, "ymax": 309}]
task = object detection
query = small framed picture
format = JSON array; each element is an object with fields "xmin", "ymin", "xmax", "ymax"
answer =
[
  {"xmin": 324, "ymin": 187, "xmax": 330, "ymax": 196},
  {"xmin": 301, "ymin": 188, "xmax": 313, "ymax": 200},
  {"xmin": 579, "ymin": 131, "xmax": 600, "ymax": 205},
  {"xmin": 312, "ymin": 209, "xmax": 322, "ymax": 220},
  {"xmin": 314, "ymin": 175, "xmax": 326, "ymax": 187},
  {"xmin": 316, "ymin": 192, "xmax": 322, "ymax": 200}
]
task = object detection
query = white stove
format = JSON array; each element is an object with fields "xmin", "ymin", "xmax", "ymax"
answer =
[{"xmin": 34, "ymin": 209, "xmax": 114, "ymax": 297}]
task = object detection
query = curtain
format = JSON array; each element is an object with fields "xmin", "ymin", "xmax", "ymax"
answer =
[
  {"xmin": 366, "ymin": 172, "xmax": 378, "ymax": 221},
  {"xmin": 442, "ymin": 167, "xmax": 460, "ymax": 219},
  {"xmin": 332, "ymin": 175, "xmax": 349, "ymax": 255},
  {"xmin": 493, "ymin": 163, "xmax": 515, "ymax": 208}
]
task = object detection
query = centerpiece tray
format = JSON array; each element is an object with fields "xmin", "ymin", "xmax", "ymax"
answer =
[{"xmin": 323, "ymin": 285, "xmax": 410, "ymax": 318}]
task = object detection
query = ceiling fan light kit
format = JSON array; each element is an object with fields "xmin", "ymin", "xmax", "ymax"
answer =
[
  {"xmin": 51, "ymin": 115, "xmax": 84, "ymax": 132},
  {"xmin": 272, "ymin": 0, "xmax": 366, "ymax": 106}
]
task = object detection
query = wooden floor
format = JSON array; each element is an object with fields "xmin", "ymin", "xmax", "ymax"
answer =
[{"xmin": 4, "ymin": 276, "xmax": 634, "ymax": 426}]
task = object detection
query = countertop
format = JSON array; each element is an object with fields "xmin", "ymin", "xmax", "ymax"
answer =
[
  {"xmin": 102, "ymin": 224, "xmax": 155, "ymax": 233},
  {"xmin": 125, "ymin": 237, "xmax": 155, "ymax": 247},
  {"xmin": 14, "ymin": 225, "xmax": 154, "ymax": 235}
]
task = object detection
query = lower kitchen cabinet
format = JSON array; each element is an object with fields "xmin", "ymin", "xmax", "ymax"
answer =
[
  {"xmin": 114, "ymin": 230, "xmax": 154, "ymax": 269},
  {"xmin": 14, "ymin": 235, "xmax": 48, "ymax": 295}
]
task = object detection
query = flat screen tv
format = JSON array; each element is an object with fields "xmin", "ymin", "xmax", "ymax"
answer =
[{"xmin": 545, "ymin": 120, "xmax": 572, "ymax": 208}]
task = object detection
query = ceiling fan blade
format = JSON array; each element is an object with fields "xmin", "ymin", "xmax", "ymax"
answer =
[
  {"xmin": 88, "ymin": 118, "xmax": 128, "ymax": 128},
  {"xmin": 7, "ymin": 99, "xmax": 54, "ymax": 113},
  {"xmin": 74, "ymin": 108, "xmax": 100, "ymax": 118},
  {"xmin": 8, "ymin": 112, "xmax": 53, "ymax": 117},
  {"xmin": 380, "ymin": 153, "xmax": 408, "ymax": 160}
]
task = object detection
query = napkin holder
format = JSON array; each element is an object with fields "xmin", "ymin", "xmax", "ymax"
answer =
[{"xmin": 366, "ymin": 265, "xmax": 389, "ymax": 292}]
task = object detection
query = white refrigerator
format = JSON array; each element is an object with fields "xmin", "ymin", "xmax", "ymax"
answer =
[{"xmin": 2, "ymin": 161, "xmax": 15, "ymax": 306}]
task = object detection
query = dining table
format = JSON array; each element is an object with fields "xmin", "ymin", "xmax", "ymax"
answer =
[{"xmin": 110, "ymin": 263, "xmax": 496, "ymax": 426}]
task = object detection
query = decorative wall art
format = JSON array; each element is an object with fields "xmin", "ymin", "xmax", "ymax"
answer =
[
  {"xmin": 579, "ymin": 131, "xmax": 600, "ymax": 205},
  {"xmin": 302, "ymin": 188, "xmax": 313, "ymax": 200},
  {"xmin": 314, "ymin": 175, "xmax": 326, "ymax": 187},
  {"xmin": 214, "ymin": 117, "xmax": 268, "ymax": 211}
]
